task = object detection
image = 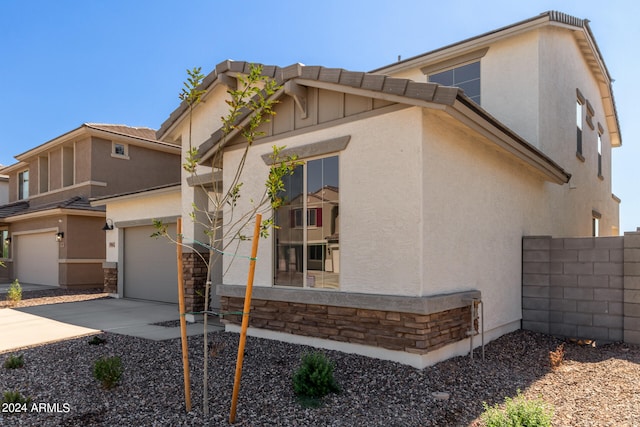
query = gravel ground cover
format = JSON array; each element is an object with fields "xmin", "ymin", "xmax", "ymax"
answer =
[{"xmin": 1, "ymin": 290, "xmax": 639, "ymax": 426}]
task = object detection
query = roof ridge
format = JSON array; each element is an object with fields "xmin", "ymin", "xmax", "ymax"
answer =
[{"xmin": 84, "ymin": 123, "xmax": 156, "ymax": 131}]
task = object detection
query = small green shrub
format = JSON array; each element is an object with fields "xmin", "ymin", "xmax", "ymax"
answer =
[
  {"xmin": 93, "ymin": 356, "xmax": 123, "ymax": 389},
  {"xmin": 481, "ymin": 390, "xmax": 553, "ymax": 427},
  {"xmin": 88, "ymin": 336, "xmax": 107, "ymax": 345},
  {"xmin": 3, "ymin": 354, "xmax": 24, "ymax": 369},
  {"xmin": 2, "ymin": 390, "xmax": 31, "ymax": 405},
  {"xmin": 6, "ymin": 279, "xmax": 22, "ymax": 305},
  {"xmin": 292, "ymin": 352, "xmax": 339, "ymax": 401}
]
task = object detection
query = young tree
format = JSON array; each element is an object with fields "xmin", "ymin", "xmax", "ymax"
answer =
[{"xmin": 154, "ymin": 63, "xmax": 298, "ymax": 414}]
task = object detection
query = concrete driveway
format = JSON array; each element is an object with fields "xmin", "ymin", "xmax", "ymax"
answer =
[{"xmin": 0, "ymin": 294, "xmax": 222, "ymax": 353}]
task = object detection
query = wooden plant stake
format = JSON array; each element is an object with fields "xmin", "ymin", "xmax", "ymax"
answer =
[
  {"xmin": 229, "ymin": 213, "xmax": 262, "ymax": 423},
  {"xmin": 176, "ymin": 218, "xmax": 192, "ymax": 412}
]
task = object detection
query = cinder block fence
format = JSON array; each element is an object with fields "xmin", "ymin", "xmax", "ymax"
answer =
[{"xmin": 522, "ymin": 230, "xmax": 640, "ymax": 344}]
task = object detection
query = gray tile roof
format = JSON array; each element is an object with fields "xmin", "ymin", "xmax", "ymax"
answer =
[
  {"xmin": 84, "ymin": 123, "xmax": 158, "ymax": 141},
  {"xmin": 193, "ymin": 61, "xmax": 461, "ymax": 160},
  {"xmin": 0, "ymin": 196, "xmax": 104, "ymax": 220},
  {"xmin": 156, "ymin": 61, "xmax": 460, "ymax": 141}
]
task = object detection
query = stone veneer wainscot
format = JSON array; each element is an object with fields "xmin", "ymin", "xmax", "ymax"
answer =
[{"xmin": 218, "ymin": 285, "xmax": 480, "ymax": 354}]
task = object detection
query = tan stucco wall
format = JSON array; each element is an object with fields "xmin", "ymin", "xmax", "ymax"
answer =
[
  {"xmin": 222, "ymin": 107, "xmax": 424, "ymax": 296},
  {"xmin": 102, "ymin": 189, "xmax": 181, "ymax": 263},
  {"xmin": 387, "ymin": 26, "xmax": 619, "ymax": 237},
  {"xmin": 421, "ymin": 110, "xmax": 549, "ymax": 331},
  {"xmin": 173, "ymin": 84, "xmax": 233, "ymax": 246},
  {"xmin": 90, "ymin": 137, "xmax": 180, "ymax": 198}
]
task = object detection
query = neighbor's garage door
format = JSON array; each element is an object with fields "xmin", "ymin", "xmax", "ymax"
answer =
[
  {"xmin": 123, "ymin": 224, "xmax": 178, "ymax": 303},
  {"xmin": 15, "ymin": 232, "xmax": 59, "ymax": 286}
]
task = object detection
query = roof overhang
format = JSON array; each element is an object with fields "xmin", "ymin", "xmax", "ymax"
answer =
[
  {"xmin": 448, "ymin": 97, "xmax": 570, "ymax": 184},
  {"xmin": 4, "ymin": 124, "xmax": 180, "ymax": 170},
  {"xmin": 194, "ymin": 61, "xmax": 570, "ymax": 185},
  {"xmin": 373, "ymin": 11, "xmax": 621, "ymax": 147},
  {"xmin": 90, "ymin": 183, "xmax": 181, "ymax": 206},
  {"xmin": 2, "ymin": 208, "xmax": 105, "ymax": 223}
]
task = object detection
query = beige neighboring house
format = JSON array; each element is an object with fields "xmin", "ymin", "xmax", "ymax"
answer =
[
  {"xmin": 155, "ymin": 11, "xmax": 621, "ymax": 368},
  {"xmin": 0, "ymin": 124, "xmax": 181, "ymax": 286},
  {"xmin": 0, "ymin": 174, "xmax": 8, "ymax": 205},
  {"xmin": 90, "ymin": 183, "xmax": 182, "ymax": 304}
]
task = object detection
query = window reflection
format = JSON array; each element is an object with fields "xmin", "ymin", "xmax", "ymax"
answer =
[{"xmin": 274, "ymin": 156, "xmax": 339, "ymax": 289}]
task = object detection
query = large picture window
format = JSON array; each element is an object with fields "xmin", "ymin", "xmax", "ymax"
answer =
[{"xmin": 274, "ymin": 155, "xmax": 339, "ymax": 289}]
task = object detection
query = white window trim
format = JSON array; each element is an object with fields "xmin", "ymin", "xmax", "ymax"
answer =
[{"xmin": 112, "ymin": 142, "xmax": 130, "ymax": 159}]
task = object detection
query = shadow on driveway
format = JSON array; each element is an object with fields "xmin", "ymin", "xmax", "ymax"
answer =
[{"xmin": 1, "ymin": 298, "xmax": 221, "ymax": 353}]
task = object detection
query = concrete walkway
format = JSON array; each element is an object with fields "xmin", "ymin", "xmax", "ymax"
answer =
[{"xmin": 0, "ymin": 294, "xmax": 223, "ymax": 353}]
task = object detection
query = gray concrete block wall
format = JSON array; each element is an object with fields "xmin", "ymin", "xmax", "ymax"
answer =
[
  {"xmin": 624, "ymin": 231, "xmax": 640, "ymax": 344},
  {"xmin": 523, "ymin": 235, "xmax": 625, "ymax": 343}
]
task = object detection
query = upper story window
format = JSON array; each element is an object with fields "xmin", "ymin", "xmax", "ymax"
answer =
[
  {"xmin": 274, "ymin": 155, "xmax": 339, "ymax": 289},
  {"xmin": 429, "ymin": 61, "xmax": 481, "ymax": 105},
  {"xmin": 18, "ymin": 170, "xmax": 29, "ymax": 200},
  {"xmin": 39, "ymin": 155, "xmax": 49, "ymax": 193},
  {"xmin": 112, "ymin": 142, "xmax": 129, "ymax": 159},
  {"xmin": 576, "ymin": 89, "xmax": 585, "ymax": 161},
  {"xmin": 597, "ymin": 125, "xmax": 603, "ymax": 179}
]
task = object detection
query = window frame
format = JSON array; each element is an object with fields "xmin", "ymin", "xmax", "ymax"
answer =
[
  {"xmin": 274, "ymin": 154, "xmax": 339, "ymax": 289},
  {"xmin": 18, "ymin": 169, "xmax": 29, "ymax": 200},
  {"xmin": 428, "ymin": 60, "xmax": 481, "ymax": 105},
  {"xmin": 576, "ymin": 89, "xmax": 585, "ymax": 161},
  {"xmin": 592, "ymin": 210, "xmax": 602, "ymax": 237},
  {"xmin": 597, "ymin": 123, "xmax": 604, "ymax": 179},
  {"xmin": 1, "ymin": 230, "xmax": 9, "ymax": 259},
  {"xmin": 112, "ymin": 142, "xmax": 129, "ymax": 159}
]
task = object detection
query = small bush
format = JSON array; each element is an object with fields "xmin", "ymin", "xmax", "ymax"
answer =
[
  {"xmin": 93, "ymin": 356, "xmax": 123, "ymax": 389},
  {"xmin": 88, "ymin": 336, "xmax": 107, "ymax": 345},
  {"xmin": 292, "ymin": 352, "xmax": 339, "ymax": 401},
  {"xmin": 6, "ymin": 279, "xmax": 22, "ymax": 305},
  {"xmin": 3, "ymin": 354, "xmax": 24, "ymax": 369},
  {"xmin": 2, "ymin": 390, "xmax": 31, "ymax": 405},
  {"xmin": 481, "ymin": 390, "xmax": 553, "ymax": 427}
]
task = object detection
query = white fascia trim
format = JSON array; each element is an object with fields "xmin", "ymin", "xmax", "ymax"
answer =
[
  {"xmin": 4, "ymin": 208, "xmax": 105, "ymax": 222},
  {"xmin": 446, "ymin": 100, "xmax": 570, "ymax": 184}
]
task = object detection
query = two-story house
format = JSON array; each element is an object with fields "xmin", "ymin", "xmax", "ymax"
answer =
[
  {"xmin": 0, "ymin": 123, "xmax": 181, "ymax": 287},
  {"xmin": 0, "ymin": 174, "xmax": 8, "ymax": 205},
  {"xmin": 152, "ymin": 11, "xmax": 620, "ymax": 368}
]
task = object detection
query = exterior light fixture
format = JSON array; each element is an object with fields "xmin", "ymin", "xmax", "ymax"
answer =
[
  {"xmin": 102, "ymin": 219, "xmax": 114, "ymax": 231},
  {"xmin": 4, "ymin": 237, "xmax": 10, "ymax": 245},
  {"xmin": 56, "ymin": 232, "xmax": 64, "ymax": 242}
]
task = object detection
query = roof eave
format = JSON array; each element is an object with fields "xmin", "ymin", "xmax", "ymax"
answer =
[{"xmin": 449, "ymin": 96, "xmax": 571, "ymax": 185}]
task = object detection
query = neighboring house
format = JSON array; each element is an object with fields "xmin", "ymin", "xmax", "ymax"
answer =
[
  {"xmin": 0, "ymin": 174, "xmax": 8, "ymax": 205},
  {"xmin": 0, "ymin": 123, "xmax": 181, "ymax": 286},
  {"xmin": 90, "ymin": 183, "xmax": 181, "ymax": 304},
  {"xmin": 153, "ymin": 11, "xmax": 620, "ymax": 368},
  {"xmin": 0, "ymin": 174, "xmax": 7, "ymax": 267}
]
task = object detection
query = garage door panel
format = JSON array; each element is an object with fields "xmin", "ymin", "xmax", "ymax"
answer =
[
  {"xmin": 15, "ymin": 232, "xmax": 59, "ymax": 286},
  {"xmin": 124, "ymin": 224, "xmax": 178, "ymax": 303}
]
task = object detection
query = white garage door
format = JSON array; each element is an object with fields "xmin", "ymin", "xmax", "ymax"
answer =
[
  {"xmin": 15, "ymin": 232, "xmax": 59, "ymax": 286},
  {"xmin": 123, "ymin": 224, "xmax": 178, "ymax": 304}
]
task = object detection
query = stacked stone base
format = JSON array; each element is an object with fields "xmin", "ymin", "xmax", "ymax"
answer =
[
  {"xmin": 102, "ymin": 263, "xmax": 117, "ymax": 294},
  {"xmin": 220, "ymin": 296, "xmax": 472, "ymax": 354},
  {"xmin": 182, "ymin": 251, "xmax": 209, "ymax": 314}
]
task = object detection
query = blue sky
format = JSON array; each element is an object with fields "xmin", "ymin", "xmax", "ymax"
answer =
[{"xmin": 1, "ymin": 1, "xmax": 638, "ymax": 232}]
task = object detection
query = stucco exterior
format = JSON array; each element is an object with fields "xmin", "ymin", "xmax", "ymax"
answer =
[
  {"xmin": 0, "ymin": 124, "xmax": 181, "ymax": 288},
  {"xmin": 156, "ymin": 12, "xmax": 622, "ymax": 367}
]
